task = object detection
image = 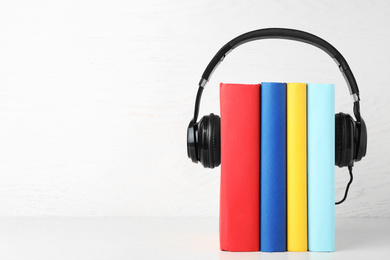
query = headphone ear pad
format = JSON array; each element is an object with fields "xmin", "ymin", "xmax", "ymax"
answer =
[
  {"xmin": 210, "ymin": 114, "xmax": 221, "ymax": 168},
  {"xmin": 187, "ymin": 120, "xmax": 198, "ymax": 163},
  {"xmin": 197, "ymin": 113, "xmax": 221, "ymax": 169},
  {"xmin": 335, "ymin": 113, "xmax": 355, "ymax": 167}
]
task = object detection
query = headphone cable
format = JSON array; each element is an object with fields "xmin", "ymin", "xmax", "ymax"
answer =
[{"xmin": 335, "ymin": 164, "xmax": 354, "ymax": 205}]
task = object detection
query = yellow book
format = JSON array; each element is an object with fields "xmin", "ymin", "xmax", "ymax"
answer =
[{"xmin": 287, "ymin": 83, "xmax": 307, "ymax": 251}]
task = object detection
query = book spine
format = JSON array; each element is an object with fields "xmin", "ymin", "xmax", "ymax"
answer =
[
  {"xmin": 287, "ymin": 83, "xmax": 308, "ymax": 251},
  {"xmin": 307, "ymin": 83, "xmax": 335, "ymax": 252},
  {"xmin": 219, "ymin": 83, "xmax": 260, "ymax": 252},
  {"xmin": 260, "ymin": 82, "xmax": 287, "ymax": 252}
]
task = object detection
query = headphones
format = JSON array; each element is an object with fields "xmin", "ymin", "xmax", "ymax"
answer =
[{"xmin": 186, "ymin": 28, "xmax": 367, "ymax": 203}]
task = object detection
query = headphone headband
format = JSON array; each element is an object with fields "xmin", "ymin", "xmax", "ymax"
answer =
[{"xmin": 193, "ymin": 28, "xmax": 361, "ymax": 122}]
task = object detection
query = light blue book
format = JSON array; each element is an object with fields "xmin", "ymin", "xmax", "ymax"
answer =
[{"xmin": 307, "ymin": 83, "xmax": 335, "ymax": 252}]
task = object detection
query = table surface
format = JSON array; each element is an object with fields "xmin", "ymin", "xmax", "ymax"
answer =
[{"xmin": 0, "ymin": 217, "xmax": 389, "ymax": 260}]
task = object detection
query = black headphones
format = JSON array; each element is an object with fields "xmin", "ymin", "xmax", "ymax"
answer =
[{"xmin": 186, "ymin": 28, "xmax": 367, "ymax": 203}]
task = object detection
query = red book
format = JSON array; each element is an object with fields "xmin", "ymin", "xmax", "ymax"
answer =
[{"xmin": 219, "ymin": 83, "xmax": 260, "ymax": 251}]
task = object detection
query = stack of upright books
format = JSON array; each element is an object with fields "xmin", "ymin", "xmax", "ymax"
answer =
[{"xmin": 219, "ymin": 82, "xmax": 335, "ymax": 252}]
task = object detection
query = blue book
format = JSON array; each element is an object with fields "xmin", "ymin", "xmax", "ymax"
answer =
[
  {"xmin": 307, "ymin": 83, "xmax": 335, "ymax": 252},
  {"xmin": 260, "ymin": 82, "xmax": 287, "ymax": 252}
]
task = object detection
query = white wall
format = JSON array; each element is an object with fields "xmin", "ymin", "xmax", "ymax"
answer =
[{"xmin": 0, "ymin": 0, "xmax": 389, "ymax": 217}]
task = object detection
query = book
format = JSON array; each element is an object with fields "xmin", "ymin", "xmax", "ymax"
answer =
[
  {"xmin": 260, "ymin": 82, "xmax": 287, "ymax": 252},
  {"xmin": 287, "ymin": 83, "xmax": 308, "ymax": 251},
  {"xmin": 307, "ymin": 83, "xmax": 335, "ymax": 252},
  {"xmin": 219, "ymin": 83, "xmax": 260, "ymax": 252}
]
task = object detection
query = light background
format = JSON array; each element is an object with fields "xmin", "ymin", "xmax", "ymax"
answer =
[{"xmin": 0, "ymin": 0, "xmax": 388, "ymax": 217}]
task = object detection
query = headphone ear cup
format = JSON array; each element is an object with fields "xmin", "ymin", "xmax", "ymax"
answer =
[
  {"xmin": 197, "ymin": 114, "xmax": 221, "ymax": 169},
  {"xmin": 335, "ymin": 113, "xmax": 355, "ymax": 167}
]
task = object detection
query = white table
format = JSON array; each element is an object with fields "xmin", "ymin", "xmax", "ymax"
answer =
[{"xmin": 0, "ymin": 217, "xmax": 388, "ymax": 259}]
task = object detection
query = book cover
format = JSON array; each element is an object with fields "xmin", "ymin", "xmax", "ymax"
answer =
[
  {"xmin": 287, "ymin": 82, "xmax": 307, "ymax": 251},
  {"xmin": 307, "ymin": 83, "xmax": 335, "ymax": 252},
  {"xmin": 260, "ymin": 82, "xmax": 286, "ymax": 252},
  {"xmin": 219, "ymin": 83, "xmax": 260, "ymax": 252}
]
